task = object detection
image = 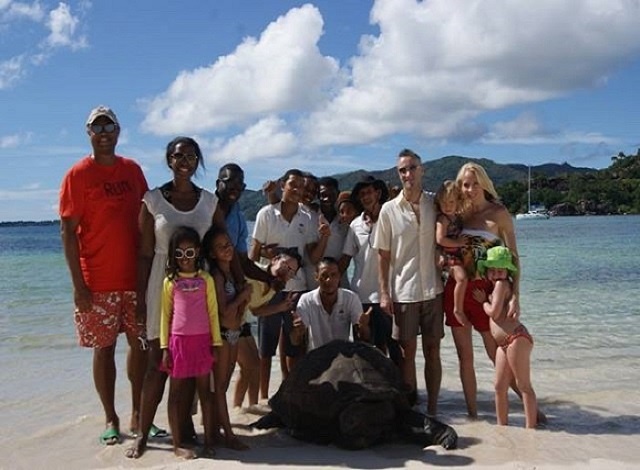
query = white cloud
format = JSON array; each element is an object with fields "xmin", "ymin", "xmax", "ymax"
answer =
[
  {"xmin": 44, "ymin": 2, "xmax": 86, "ymax": 49},
  {"xmin": 0, "ymin": 187, "xmax": 57, "ymax": 201},
  {"xmin": 141, "ymin": 0, "xmax": 640, "ymax": 161},
  {"xmin": 209, "ymin": 116, "xmax": 298, "ymax": 163},
  {"xmin": 490, "ymin": 113, "xmax": 547, "ymax": 140},
  {"xmin": 0, "ymin": 131, "xmax": 32, "ymax": 147},
  {"xmin": 1, "ymin": 1, "xmax": 45, "ymax": 21},
  {"xmin": 141, "ymin": 4, "xmax": 341, "ymax": 135},
  {"xmin": 0, "ymin": 55, "xmax": 25, "ymax": 89},
  {"xmin": 0, "ymin": 2, "xmax": 87, "ymax": 88},
  {"xmin": 0, "ymin": 188, "xmax": 59, "ymax": 222},
  {"xmin": 304, "ymin": 0, "xmax": 640, "ymax": 146},
  {"xmin": 482, "ymin": 112, "xmax": 618, "ymax": 145}
]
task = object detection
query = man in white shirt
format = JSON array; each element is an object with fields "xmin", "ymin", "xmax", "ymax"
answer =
[
  {"xmin": 249, "ymin": 169, "xmax": 325, "ymax": 399},
  {"xmin": 340, "ymin": 175, "xmax": 401, "ymax": 366},
  {"xmin": 291, "ymin": 257, "xmax": 370, "ymax": 351},
  {"xmin": 373, "ymin": 149, "xmax": 444, "ymax": 415}
]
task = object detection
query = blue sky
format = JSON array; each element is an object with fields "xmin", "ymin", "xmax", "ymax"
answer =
[{"xmin": 1, "ymin": 0, "xmax": 639, "ymax": 221}]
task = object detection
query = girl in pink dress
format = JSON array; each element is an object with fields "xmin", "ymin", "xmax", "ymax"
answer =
[{"xmin": 160, "ymin": 226, "xmax": 221, "ymax": 459}]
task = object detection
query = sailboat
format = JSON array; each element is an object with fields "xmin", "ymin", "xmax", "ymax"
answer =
[{"xmin": 515, "ymin": 166, "xmax": 550, "ymax": 220}]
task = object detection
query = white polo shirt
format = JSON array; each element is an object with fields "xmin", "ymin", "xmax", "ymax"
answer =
[
  {"xmin": 252, "ymin": 202, "xmax": 317, "ymax": 292},
  {"xmin": 373, "ymin": 191, "xmax": 443, "ymax": 303},
  {"xmin": 342, "ymin": 214, "xmax": 380, "ymax": 303},
  {"xmin": 296, "ymin": 288, "xmax": 363, "ymax": 351}
]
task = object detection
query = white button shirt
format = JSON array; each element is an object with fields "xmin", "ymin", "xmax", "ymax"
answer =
[{"xmin": 373, "ymin": 191, "xmax": 443, "ymax": 303}]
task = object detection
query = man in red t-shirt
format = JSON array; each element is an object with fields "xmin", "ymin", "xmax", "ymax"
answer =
[{"xmin": 59, "ymin": 106, "xmax": 149, "ymax": 445}]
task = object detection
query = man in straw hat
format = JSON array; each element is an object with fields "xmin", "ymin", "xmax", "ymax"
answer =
[{"xmin": 340, "ymin": 174, "xmax": 401, "ymax": 366}]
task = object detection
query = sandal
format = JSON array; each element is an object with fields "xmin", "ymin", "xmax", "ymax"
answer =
[
  {"xmin": 99, "ymin": 426, "xmax": 121, "ymax": 446},
  {"xmin": 149, "ymin": 424, "xmax": 169, "ymax": 438}
]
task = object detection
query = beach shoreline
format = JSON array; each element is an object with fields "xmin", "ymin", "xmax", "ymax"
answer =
[
  {"xmin": 3, "ymin": 348, "xmax": 639, "ymax": 470},
  {"xmin": 3, "ymin": 218, "xmax": 640, "ymax": 470}
]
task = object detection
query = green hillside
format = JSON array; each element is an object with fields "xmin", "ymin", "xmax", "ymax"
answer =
[
  {"xmin": 2, "ymin": 152, "xmax": 638, "ymax": 227},
  {"xmin": 239, "ymin": 154, "xmax": 609, "ymax": 220}
]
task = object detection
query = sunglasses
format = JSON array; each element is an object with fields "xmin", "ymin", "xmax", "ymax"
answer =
[
  {"xmin": 90, "ymin": 123, "xmax": 117, "ymax": 134},
  {"xmin": 175, "ymin": 247, "xmax": 197, "ymax": 259},
  {"xmin": 398, "ymin": 164, "xmax": 419, "ymax": 175},
  {"xmin": 171, "ymin": 153, "xmax": 199, "ymax": 164}
]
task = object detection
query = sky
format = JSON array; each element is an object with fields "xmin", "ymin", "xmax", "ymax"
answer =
[{"xmin": 1, "ymin": 0, "xmax": 640, "ymax": 222}]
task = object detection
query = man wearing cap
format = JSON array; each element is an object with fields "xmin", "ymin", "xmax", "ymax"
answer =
[
  {"xmin": 373, "ymin": 149, "xmax": 444, "ymax": 415},
  {"xmin": 59, "ymin": 106, "xmax": 149, "ymax": 445},
  {"xmin": 340, "ymin": 174, "xmax": 401, "ymax": 367}
]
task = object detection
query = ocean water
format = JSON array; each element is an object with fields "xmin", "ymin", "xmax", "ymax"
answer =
[{"xmin": 1, "ymin": 216, "xmax": 639, "ymax": 443}]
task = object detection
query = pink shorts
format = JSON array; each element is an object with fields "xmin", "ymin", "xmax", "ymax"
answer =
[
  {"xmin": 74, "ymin": 291, "xmax": 144, "ymax": 348},
  {"xmin": 444, "ymin": 278, "xmax": 492, "ymax": 332}
]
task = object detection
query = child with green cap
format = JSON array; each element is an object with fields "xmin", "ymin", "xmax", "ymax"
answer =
[{"xmin": 476, "ymin": 246, "xmax": 538, "ymax": 429}]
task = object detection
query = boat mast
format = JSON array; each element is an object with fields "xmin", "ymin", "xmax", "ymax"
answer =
[{"xmin": 527, "ymin": 165, "xmax": 531, "ymax": 211}]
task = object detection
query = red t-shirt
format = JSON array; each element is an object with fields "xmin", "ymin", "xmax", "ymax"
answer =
[{"xmin": 59, "ymin": 155, "xmax": 148, "ymax": 291}]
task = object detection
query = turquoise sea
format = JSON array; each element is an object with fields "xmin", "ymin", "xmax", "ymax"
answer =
[{"xmin": 1, "ymin": 216, "xmax": 639, "ymax": 448}]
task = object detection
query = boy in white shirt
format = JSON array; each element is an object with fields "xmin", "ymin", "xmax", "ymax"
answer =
[{"xmin": 291, "ymin": 257, "xmax": 370, "ymax": 351}]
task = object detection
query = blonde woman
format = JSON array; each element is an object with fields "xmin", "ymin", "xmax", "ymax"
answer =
[{"xmin": 444, "ymin": 162, "xmax": 521, "ymax": 419}]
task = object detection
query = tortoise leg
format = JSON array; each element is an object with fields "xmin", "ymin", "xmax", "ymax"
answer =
[
  {"xmin": 399, "ymin": 410, "xmax": 458, "ymax": 449},
  {"xmin": 250, "ymin": 412, "xmax": 284, "ymax": 430}
]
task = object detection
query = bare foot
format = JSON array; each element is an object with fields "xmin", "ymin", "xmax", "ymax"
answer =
[
  {"xmin": 225, "ymin": 435, "xmax": 249, "ymax": 451},
  {"xmin": 174, "ymin": 447, "xmax": 197, "ymax": 459},
  {"xmin": 124, "ymin": 436, "xmax": 147, "ymax": 459}
]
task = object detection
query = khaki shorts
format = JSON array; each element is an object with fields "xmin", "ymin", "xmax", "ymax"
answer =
[
  {"xmin": 74, "ymin": 291, "xmax": 144, "ymax": 348},
  {"xmin": 392, "ymin": 295, "xmax": 444, "ymax": 342}
]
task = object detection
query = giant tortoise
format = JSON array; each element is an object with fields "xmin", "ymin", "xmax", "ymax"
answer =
[{"xmin": 252, "ymin": 340, "xmax": 458, "ymax": 450}]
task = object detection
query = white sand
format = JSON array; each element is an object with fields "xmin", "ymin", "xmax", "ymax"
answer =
[
  {"xmin": 4, "ymin": 408, "xmax": 638, "ymax": 470},
  {"xmin": 3, "ymin": 370, "xmax": 638, "ymax": 470}
]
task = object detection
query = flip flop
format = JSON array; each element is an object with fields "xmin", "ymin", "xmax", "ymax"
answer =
[
  {"xmin": 99, "ymin": 426, "xmax": 121, "ymax": 446},
  {"xmin": 149, "ymin": 424, "xmax": 168, "ymax": 438}
]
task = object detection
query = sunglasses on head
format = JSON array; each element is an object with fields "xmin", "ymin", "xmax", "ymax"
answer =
[
  {"xmin": 175, "ymin": 247, "xmax": 197, "ymax": 259},
  {"xmin": 89, "ymin": 123, "xmax": 117, "ymax": 134}
]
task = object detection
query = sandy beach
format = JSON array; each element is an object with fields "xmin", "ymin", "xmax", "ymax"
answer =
[{"xmin": 3, "ymin": 353, "xmax": 639, "ymax": 470}]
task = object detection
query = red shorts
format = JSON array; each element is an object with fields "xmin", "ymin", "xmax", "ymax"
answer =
[
  {"xmin": 74, "ymin": 291, "xmax": 144, "ymax": 348},
  {"xmin": 444, "ymin": 278, "xmax": 492, "ymax": 332}
]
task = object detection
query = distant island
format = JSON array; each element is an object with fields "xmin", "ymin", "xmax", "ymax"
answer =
[
  {"xmin": 3, "ymin": 150, "xmax": 639, "ymax": 225},
  {"xmin": 0, "ymin": 220, "xmax": 60, "ymax": 227},
  {"xmin": 239, "ymin": 151, "xmax": 640, "ymax": 220}
]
